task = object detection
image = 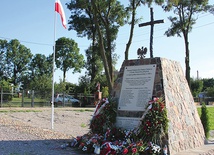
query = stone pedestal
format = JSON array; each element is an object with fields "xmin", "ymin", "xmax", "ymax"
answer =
[
  {"xmin": 94, "ymin": 92, "xmax": 102, "ymax": 100},
  {"xmin": 112, "ymin": 57, "xmax": 205, "ymax": 155}
]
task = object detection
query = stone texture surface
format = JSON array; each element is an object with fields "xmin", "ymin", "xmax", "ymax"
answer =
[{"xmin": 112, "ymin": 57, "xmax": 205, "ymax": 155}]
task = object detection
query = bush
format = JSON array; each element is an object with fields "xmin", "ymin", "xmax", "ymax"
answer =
[{"xmin": 200, "ymin": 102, "xmax": 210, "ymax": 138}]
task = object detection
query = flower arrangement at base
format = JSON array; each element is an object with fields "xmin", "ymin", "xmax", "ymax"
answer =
[
  {"xmin": 90, "ymin": 98, "xmax": 117, "ymax": 134},
  {"xmin": 68, "ymin": 97, "xmax": 168, "ymax": 155},
  {"xmin": 137, "ymin": 98, "xmax": 168, "ymax": 143}
]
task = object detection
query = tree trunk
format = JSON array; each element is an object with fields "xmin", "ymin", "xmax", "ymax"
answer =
[
  {"xmin": 106, "ymin": 25, "xmax": 113, "ymax": 86},
  {"xmin": 184, "ymin": 34, "xmax": 190, "ymax": 87},
  {"xmin": 91, "ymin": 27, "xmax": 96, "ymax": 82},
  {"xmin": 124, "ymin": 0, "xmax": 137, "ymax": 60},
  {"xmin": 92, "ymin": 0, "xmax": 113, "ymax": 93},
  {"xmin": 63, "ymin": 70, "xmax": 66, "ymax": 83}
]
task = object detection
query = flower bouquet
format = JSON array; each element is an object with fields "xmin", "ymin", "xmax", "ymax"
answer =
[{"xmin": 69, "ymin": 97, "xmax": 168, "ymax": 155}]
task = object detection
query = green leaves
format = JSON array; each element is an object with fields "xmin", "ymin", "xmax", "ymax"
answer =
[{"xmin": 55, "ymin": 37, "xmax": 85, "ymax": 82}]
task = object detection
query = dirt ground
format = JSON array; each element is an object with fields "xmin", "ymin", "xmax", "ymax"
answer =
[
  {"xmin": 0, "ymin": 107, "xmax": 214, "ymax": 155},
  {"xmin": 0, "ymin": 107, "xmax": 94, "ymax": 138}
]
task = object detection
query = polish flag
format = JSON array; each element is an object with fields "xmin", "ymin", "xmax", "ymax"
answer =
[{"xmin": 55, "ymin": 0, "xmax": 67, "ymax": 29}]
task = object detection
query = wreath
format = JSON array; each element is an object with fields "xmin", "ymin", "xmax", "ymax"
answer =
[
  {"xmin": 69, "ymin": 97, "xmax": 168, "ymax": 155},
  {"xmin": 90, "ymin": 98, "xmax": 117, "ymax": 134}
]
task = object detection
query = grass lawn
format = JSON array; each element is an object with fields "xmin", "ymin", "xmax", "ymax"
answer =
[
  {"xmin": 1, "ymin": 97, "xmax": 49, "ymax": 107},
  {"xmin": 12, "ymin": 97, "xmax": 47, "ymax": 102},
  {"xmin": 197, "ymin": 106, "xmax": 214, "ymax": 130}
]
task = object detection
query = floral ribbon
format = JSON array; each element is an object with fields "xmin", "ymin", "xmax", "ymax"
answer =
[{"xmin": 93, "ymin": 98, "xmax": 109, "ymax": 117}]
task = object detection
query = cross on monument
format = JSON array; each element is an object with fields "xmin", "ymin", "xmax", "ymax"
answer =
[{"xmin": 139, "ymin": 8, "xmax": 164, "ymax": 58}]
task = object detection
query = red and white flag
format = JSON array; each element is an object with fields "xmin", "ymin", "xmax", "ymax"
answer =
[{"xmin": 55, "ymin": 0, "xmax": 66, "ymax": 29}]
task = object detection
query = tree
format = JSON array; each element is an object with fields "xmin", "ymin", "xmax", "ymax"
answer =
[
  {"xmin": 6, "ymin": 39, "xmax": 33, "ymax": 86},
  {"xmin": 206, "ymin": 86, "xmax": 214, "ymax": 97},
  {"xmin": 0, "ymin": 39, "xmax": 8, "ymax": 80},
  {"xmin": 19, "ymin": 54, "xmax": 53, "ymax": 91},
  {"xmin": 91, "ymin": 0, "xmax": 127, "ymax": 93},
  {"xmin": 202, "ymin": 78, "xmax": 214, "ymax": 92},
  {"xmin": 125, "ymin": 0, "xmax": 167, "ymax": 60},
  {"xmin": 29, "ymin": 74, "xmax": 52, "ymax": 99},
  {"xmin": 124, "ymin": 0, "xmax": 141, "ymax": 60},
  {"xmin": 30, "ymin": 54, "xmax": 52, "ymax": 78},
  {"xmin": 67, "ymin": 0, "xmax": 127, "ymax": 93},
  {"xmin": 55, "ymin": 37, "xmax": 84, "ymax": 82},
  {"xmin": 67, "ymin": 0, "xmax": 100, "ymax": 84},
  {"xmin": 200, "ymin": 102, "xmax": 210, "ymax": 138},
  {"xmin": 190, "ymin": 78, "xmax": 203, "ymax": 97},
  {"xmin": 163, "ymin": 0, "xmax": 213, "ymax": 86},
  {"xmin": 0, "ymin": 79, "xmax": 13, "ymax": 102},
  {"xmin": 85, "ymin": 45, "xmax": 103, "ymax": 83}
]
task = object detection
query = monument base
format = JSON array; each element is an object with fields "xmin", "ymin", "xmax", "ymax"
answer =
[{"xmin": 113, "ymin": 57, "xmax": 205, "ymax": 154}]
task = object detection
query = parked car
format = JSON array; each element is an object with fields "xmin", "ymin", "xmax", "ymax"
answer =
[
  {"xmin": 66, "ymin": 95, "xmax": 81, "ymax": 107},
  {"xmin": 51, "ymin": 94, "xmax": 81, "ymax": 107}
]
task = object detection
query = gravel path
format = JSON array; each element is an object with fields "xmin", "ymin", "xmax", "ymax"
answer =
[
  {"xmin": 0, "ymin": 107, "xmax": 214, "ymax": 155},
  {"xmin": 0, "ymin": 107, "xmax": 94, "ymax": 155}
]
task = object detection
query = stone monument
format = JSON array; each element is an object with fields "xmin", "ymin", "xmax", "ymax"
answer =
[{"xmin": 112, "ymin": 57, "xmax": 205, "ymax": 155}]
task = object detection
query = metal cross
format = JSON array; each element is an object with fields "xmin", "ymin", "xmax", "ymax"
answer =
[{"xmin": 139, "ymin": 8, "xmax": 164, "ymax": 58}]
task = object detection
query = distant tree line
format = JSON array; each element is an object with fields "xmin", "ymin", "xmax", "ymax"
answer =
[
  {"xmin": 190, "ymin": 78, "xmax": 214, "ymax": 97},
  {"xmin": 0, "ymin": 38, "xmax": 85, "ymax": 99},
  {"xmin": 1, "ymin": 0, "xmax": 213, "ymax": 101}
]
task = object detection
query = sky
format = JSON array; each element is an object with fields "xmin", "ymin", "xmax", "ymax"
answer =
[{"xmin": 0, "ymin": 0, "xmax": 214, "ymax": 85}]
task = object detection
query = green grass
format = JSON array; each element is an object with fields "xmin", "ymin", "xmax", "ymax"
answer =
[
  {"xmin": 81, "ymin": 123, "xmax": 87, "ymax": 128},
  {"xmin": 1, "ymin": 97, "xmax": 50, "ymax": 107},
  {"xmin": 12, "ymin": 97, "xmax": 47, "ymax": 102},
  {"xmin": 67, "ymin": 109, "xmax": 94, "ymax": 112},
  {"xmin": 197, "ymin": 106, "xmax": 214, "ymax": 130},
  {"xmin": 0, "ymin": 109, "xmax": 42, "ymax": 113}
]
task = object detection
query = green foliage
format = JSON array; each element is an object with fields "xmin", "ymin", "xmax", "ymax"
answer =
[
  {"xmin": 200, "ymin": 102, "xmax": 210, "ymax": 138},
  {"xmin": 67, "ymin": 0, "xmax": 127, "ymax": 92},
  {"xmin": 6, "ymin": 39, "xmax": 33, "ymax": 86},
  {"xmin": 30, "ymin": 54, "xmax": 52, "ymax": 77},
  {"xmin": 85, "ymin": 45, "xmax": 103, "ymax": 83},
  {"xmin": 0, "ymin": 39, "xmax": 8, "ymax": 80},
  {"xmin": 206, "ymin": 86, "xmax": 214, "ymax": 97},
  {"xmin": 55, "ymin": 37, "xmax": 84, "ymax": 82},
  {"xmin": 78, "ymin": 75, "xmax": 92, "ymax": 94},
  {"xmin": 29, "ymin": 74, "xmax": 52, "ymax": 99},
  {"xmin": 138, "ymin": 98, "xmax": 168, "ymax": 142},
  {"xmin": 190, "ymin": 78, "xmax": 203, "ymax": 97},
  {"xmin": 202, "ymin": 78, "xmax": 214, "ymax": 92},
  {"xmin": 0, "ymin": 79, "xmax": 13, "ymax": 101},
  {"xmin": 163, "ymin": 0, "xmax": 211, "ymax": 86},
  {"xmin": 90, "ymin": 99, "xmax": 117, "ymax": 134},
  {"xmin": 197, "ymin": 106, "xmax": 214, "ymax": 130},
  {"xmin": 102, "ymin": 86, "xmax": 109, "ymax": 98},
  {"xmin": 54, "ymin": 79, "xmax": 67, "ymax": 94}
]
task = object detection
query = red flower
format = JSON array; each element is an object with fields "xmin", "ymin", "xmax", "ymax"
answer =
[
  {"xmin": 76, "ymin": 136, "xmax": 82, "ymax": 141},
  {"xmin": 132, "ymin": 147, "xmax": 137, "ymax": 153},
  {"xmin": 153, "ymin": 97, "xmax": 159, "ymax": 102},
  {"xmin": 122, "ymin": 148, "xmax": 128, "ymax": 154},
  {"xmin": 137, "ymin": 141, "xmax": 143, "ymax": 146},
  {"xmin": 146, "ymin": 120, "xmax": 151, "ymax": 126},
  {"xmin": 80, "ymin": 142, "xmax": 85, "ymax": 146}
]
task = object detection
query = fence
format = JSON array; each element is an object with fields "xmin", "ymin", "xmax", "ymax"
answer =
[
  {"xmin": 194, "ymin": 97, "xmax": 214, "ymax": 105},
  {"xmin": 0, "ymin": 88, "xmax": 96, "ymax": 108}
]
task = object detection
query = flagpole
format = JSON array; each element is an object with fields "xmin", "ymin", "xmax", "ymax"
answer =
[
  {"xmin": 51, "ymin": 0, "xmax": 66, "ymax": 129},
  {"xmin": 51, "ymin": 3, "xmax": 57, "ymax": 130}
]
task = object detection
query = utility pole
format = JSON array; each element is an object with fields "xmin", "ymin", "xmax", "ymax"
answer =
[{"xmin": 139, "ymin": 8, "xmax": 164, "ymax": 58}]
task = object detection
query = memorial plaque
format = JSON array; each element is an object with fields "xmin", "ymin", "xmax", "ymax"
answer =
[
  {"xmin": 118, "ymin": 65, "xmax": 156, "ymax": 111},
  {"xmin": 116, "ymin": 117, "xmax": 141, "ymax": 130}
]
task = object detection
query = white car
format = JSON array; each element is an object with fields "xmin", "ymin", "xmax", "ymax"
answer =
[
  {"xmin": 53, "ymin": 94, "xmax": 81, "ymax": 107},
  {"xmin": 66, "ymin": 95, "xmax": 81, "ymax": 107}
]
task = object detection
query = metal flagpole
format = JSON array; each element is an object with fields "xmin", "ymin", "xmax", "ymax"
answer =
[{"xmin": 51, "ymin": 4, "xmax": 57, "ymax": 130}]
